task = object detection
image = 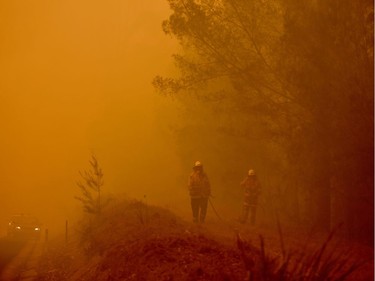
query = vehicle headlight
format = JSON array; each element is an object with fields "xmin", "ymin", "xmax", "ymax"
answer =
[
  {"xmin": 34, "ymin": 227, "xmax": 40, "ymax": 231},
  {"xmin": 16, "ymin": 226, "xmax": 21, "ymax": 230}
]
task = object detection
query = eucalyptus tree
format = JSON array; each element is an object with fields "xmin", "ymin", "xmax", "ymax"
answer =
[
  {"xmin": 280, "ymin": 0, "xmax": 373, "ymax": 239},
  {"xmin": 154, "ymin": 0, "xmax": 317, "ymax": 224},
  {"xmin": 154, "ymin": 0, "xmax": 373, "ymax": 236}
]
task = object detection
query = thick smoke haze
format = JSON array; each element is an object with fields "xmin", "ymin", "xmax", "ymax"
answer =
[{"xmin": 0, "ymin": 1, "xmax": 183, "ymax": 236}]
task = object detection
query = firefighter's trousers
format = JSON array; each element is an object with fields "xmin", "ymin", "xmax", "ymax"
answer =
[
  {"xmin": 190, "ymin": 197, "xmax": 208, "ymax": 223},
  {"xmin": 240, "ymin": 203, "xmax": 257, "ymax": 225}
]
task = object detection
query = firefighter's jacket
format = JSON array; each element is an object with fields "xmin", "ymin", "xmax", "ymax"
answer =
[
  {"xmin": 241, "ymin": 176, "xmax": 261, "ymax": 206},
  {"xmin": 188, "ymin": 171, "xmax": 211, "ymax": 198}
]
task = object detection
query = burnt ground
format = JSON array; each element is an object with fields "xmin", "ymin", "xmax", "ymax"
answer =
[{"xmin": 36, "ymin": 200, "xmax": 374, "ymax": 281}]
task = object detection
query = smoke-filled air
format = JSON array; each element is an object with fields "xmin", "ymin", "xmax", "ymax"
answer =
[
  {"xmin": 0, "ymin": 0, "xmax": 182, "ymax": 233},
  {"xmin": 0, "ymin": 1, "xmax": 373, "ymax": 281}
]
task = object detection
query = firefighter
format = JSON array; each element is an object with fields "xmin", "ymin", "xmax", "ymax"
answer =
[
  {"xmin": 188, "ymin": 161, "xmax": 211, "ymax": 223},
  {"xmin": 239, "ymin": 169, "xmax": 261, "ymax": 225}
]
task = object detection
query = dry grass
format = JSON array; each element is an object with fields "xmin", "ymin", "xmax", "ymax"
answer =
[
  {"xmin": 236, "ymin": 226, "xmax": 370, "ymax": 281},
  {"xmin": 36, "ymin": 199, "xmax": 372, "ymax": 281}
]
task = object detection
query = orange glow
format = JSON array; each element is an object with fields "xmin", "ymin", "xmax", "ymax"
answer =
[{"xmin": 0, "ymin": 0, "xmax": 180, "ymax": 236}]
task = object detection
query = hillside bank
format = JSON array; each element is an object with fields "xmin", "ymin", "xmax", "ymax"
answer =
[{"xmin": 36, "ymin": 199, "xmax": 373, "ymax": 281}]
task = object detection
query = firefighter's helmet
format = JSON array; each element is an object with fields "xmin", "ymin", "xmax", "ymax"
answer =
[{"xmin": 194, "ymin": 161, "xmax": 202, "ymax": 167}]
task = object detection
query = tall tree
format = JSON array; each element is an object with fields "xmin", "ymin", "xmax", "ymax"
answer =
[
  {"xmin": 280, "ymin": 0, "xmax": 373, "ymax": 237},
  {"xmin": 155, "ymin": 0, "xmax": 373, "ymax": 239},
  {"xmin": 154, "ymin": 0, "xmax": 315, "ymax": 222},
  {"xmin": 154, "ymin": 0, "xmax": 298, "ymax": 219}
]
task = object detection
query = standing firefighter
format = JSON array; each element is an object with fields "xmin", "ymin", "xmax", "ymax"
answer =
[
  {"xmin": 239, "ymin": 169, "xmax": 261, "ymax": 225},
  {"xmin": 188, "ymin": 161, "xmax": 211, "ymax": 223}
]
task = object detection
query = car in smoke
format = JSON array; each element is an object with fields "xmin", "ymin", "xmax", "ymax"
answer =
[{"xmin": 7, "ymin": 214, "xmax": 42, "ymax": 240}]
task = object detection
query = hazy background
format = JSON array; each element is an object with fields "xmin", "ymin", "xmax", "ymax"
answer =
[
  {"xmin": 1, "ymin": 0, "xmax": 372, "ymax": 246},
  {"xmin": 0, "ymin": 0, "xmax": 185, "ymax": 236}
]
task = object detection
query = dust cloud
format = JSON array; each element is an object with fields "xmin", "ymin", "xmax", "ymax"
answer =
[{"xmin": 0, "ymin": 1, "xmax": 184, "ymax": 236}]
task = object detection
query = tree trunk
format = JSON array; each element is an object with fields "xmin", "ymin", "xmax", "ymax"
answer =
[{"xmin": 310, "ymin": 112, "xmax": 331, "ymax": 232}]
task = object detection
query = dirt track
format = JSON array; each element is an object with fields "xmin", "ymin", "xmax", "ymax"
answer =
[{"xmin": 0, "ymin": 239, "xmax": 44, "ymax": 281}]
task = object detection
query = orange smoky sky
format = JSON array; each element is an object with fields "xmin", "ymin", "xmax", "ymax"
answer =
[{"xmin": 0, "ymin": 0, "xmax": 182, "ymax": 235}]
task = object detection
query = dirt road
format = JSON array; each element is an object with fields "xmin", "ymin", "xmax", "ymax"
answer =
[{"xmin": 0, "ymin": 238, "xmax": 44, "ymax": 281}]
